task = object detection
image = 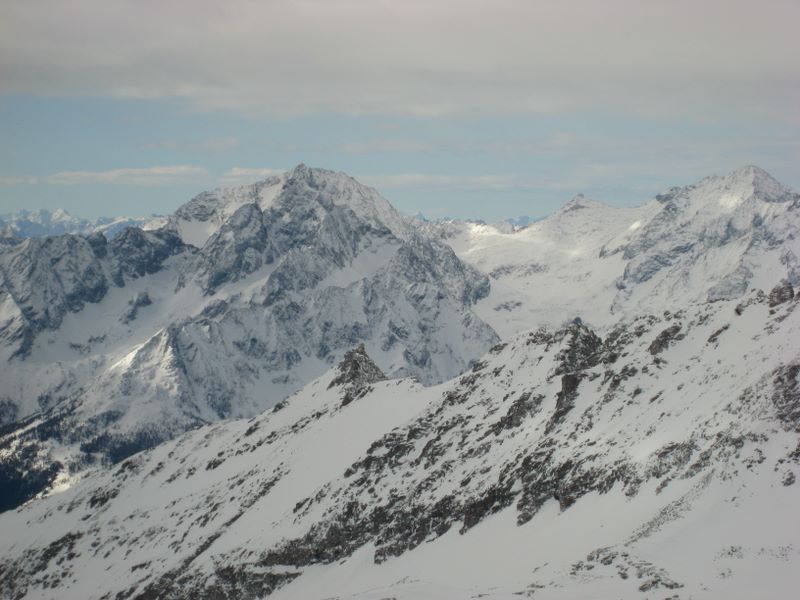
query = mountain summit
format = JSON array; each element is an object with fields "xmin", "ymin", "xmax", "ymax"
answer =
[
  {"xmin": 167, "ymin": 164, "xmax": 410, "ymax": 250},
  {"xmin": 0, "ymin": 166, "xmax": 497, "ymax": 509},
  {"xmin": 430, "ymin": 165, "xmax": 800, "ymax": 337}
]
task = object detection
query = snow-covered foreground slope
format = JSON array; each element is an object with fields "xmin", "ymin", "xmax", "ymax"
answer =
[
  {"xmin": 0, "ymin": 165, "xmax": 496, "ymax": 510},
  {"xmin": 1, "ymin": 283, "xmax": 798, "ymax": 599},
  {"xmin": 430, "ymin": 166, "xmax": 800, "ymax": 339}
]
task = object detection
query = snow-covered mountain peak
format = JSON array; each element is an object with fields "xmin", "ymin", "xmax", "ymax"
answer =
[
  {"xmin": 558, "ymin": 192, "xmax": 606, "ymax": 213},
  {"xmin": 0, "ymin": 167, "xmax": 498, "ymax": 506},
  {"xmin": 2, "ymin": 164, "xmax": 800, "ymax": 598},
  {"xmin": 49, "ymin": 207, "xmax": 74, "ymax": 221},
  {"xmin": 725, "ymin": 163, "xmax": 784, "ymax": 192},
  {"xmin": 656, "ymin": 165, "xmax": 797, "ymax": 213},
  {"xmin": 168, "ymin": 164, "xmax": 410, "ymax": 249},
  {"xmin": 424, "ymin": 166, "xmax": 800, "ymax": 338},
  {"xmin": 281, "ymin": 164, "xmax": 411, "ymax": 238},
  {"xmin": 722, "ymin": 164, "xmax": 799, "ymax": 205}
]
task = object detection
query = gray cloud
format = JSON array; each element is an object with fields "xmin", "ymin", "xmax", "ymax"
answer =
[
  {"xmin": 219, "ymin": 167, "xmax": 283, "ymax": 186},
  {"xmin": 202, "ymin": 138, "xmax": 240, "ymax": 152},
  {"xmin": 358, "ymin": 172, "xmax": 587, "ymax": 194},
  {"xmin": 359, "ymin": 173, "xmax": 521, "ymax": 191},
  {"xmin": 139, "ymin": 138, "xmax": 239, "ymax": 152},
  {"xmin": 45, "ymin": 166, "xmax": 208, "ymax": 185},
  {"xmin": 0, "ymin": 175, "xmax": 38, "ymax": 186},
  {"xmin": 1, "ymin": 0, "xmax": 797, "ymax": 121}
]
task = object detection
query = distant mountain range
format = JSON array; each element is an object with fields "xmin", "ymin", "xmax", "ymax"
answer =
[
  {"xmin": 0, "ymin": 164, "xmax": 798, "ymax": 599},
  {"xmin": 0, "ymin": 208, "xmax": 165, "ymax": 240}
]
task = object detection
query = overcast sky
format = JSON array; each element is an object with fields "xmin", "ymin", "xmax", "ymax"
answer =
[{"xmin": 1, "ymin": 0, "xmax": 798, "ymax": 220}]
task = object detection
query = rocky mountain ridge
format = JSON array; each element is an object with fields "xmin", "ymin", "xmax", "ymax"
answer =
[
  {"xmin": 0, "ymin": 281, "xmax": 797, "ymax": 599},
  {"xmin": 430, "ymin": 165, "xmax": 800, "ymax": 339},
  {"xmin": 0, "ymin": 165, "xmax": 497, "ymax": 510},
  {"xmin": 1, "ymin": 164, "xmax": 799, "ymax": 598}
]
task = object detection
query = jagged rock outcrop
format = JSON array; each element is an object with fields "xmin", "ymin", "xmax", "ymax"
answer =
[
  {"xmin": 769, "ymin": 279, "xmax": 795, "ymax": 307},
  {"xmin": 328, "ymin": 344, "xmax": 387, "ymax": 406}
]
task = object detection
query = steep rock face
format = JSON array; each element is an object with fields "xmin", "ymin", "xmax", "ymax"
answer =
[
  {"xmin": 0, "ymin": 289, "xmax": 798, "ymax": 599},
  {"xmin": 0, "ymin": 166, "xmax": 497, "ymax": 509},
  {"xmin": 176, "ymin": 165, "xmax": 495, "ymax": 387},
  {"xmin": 0, "ymin": 235, "xmax": 108, "ymax": 333},
  {"xmin": 615, "ymin": 165, "xmax": 800, "ymax": 307},
  {"xmin": 108, "ymin": 228, "xmax": 187, "ymax": 285},
  {"xmin": 0, "ymin": 229, "xmax": 189, "ymax": 359}
]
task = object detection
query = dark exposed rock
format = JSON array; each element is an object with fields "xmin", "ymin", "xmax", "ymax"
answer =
[
  {"xmin": 707, "ymin": 324, "xmax": 729, "ymax": 344},
  {"xmin": 646, "ymin": 442, "xmax": 696, "ymax": 479},
  {"xmin": 490, "ymin": 391, "xmax": 545, "ymax": 434},
  {"xmin": 122, "ymin": 291, "xmax": 153, "ymax": 324},
  {"xmin": 109, "ymin": 228, "xmax": 186, "ymax": 286},
  {"xmin": 552, "ymin": 324, "xmax": 603, "ymax": 375},
  {"xmin": 129, "ymin": 566, "xmax": 299, "ymax": 600},
  {"xmin": 772, "ymin": 363, "xmax": 800, "ymax": 430},
  {"xmin": 80, "ymin": 427, "xmax": 175, "ymax": 465},
  {"xmin": 546, "ymin": 374, "xmax": 581, "ymax": 434},
  {"xmin": 648, "ymin": 324, "xmax": 683, "ymax": 355},
  {"xmin": 0, "ymin": 441, "xmax": 62, "ymax": 513},
  {"xmin": 769, "ymin": 280, "xmax": 794, "ymax": 307},
  {"xmin": 735, "ymin": 289, "xmax": 767, "ymax": 315},
  {"xmin": 0, "ymin": 399, "xmax": 17, "ymax": 428},
  {"xmin": 460, "ymin": 483, "xmax": 518, "ymax": 532},
  {"xmin": 87, "ymin": 487, "xmax": 119, "ymax": 509},
  {"xmin": 0, "ymin": 530, "xmax": 84, "ymax": 596},
  {"xmin": 328, "ymin": 344, "xmax": 386, "ymax": 406}
]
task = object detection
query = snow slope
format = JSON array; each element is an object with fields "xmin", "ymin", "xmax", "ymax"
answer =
[
  {"xmin": 426, "ymin": 166, "xmax": 800, "ymax": 339},
  {"xmin": 0, "ymin": 283, "xmax": 797, "ymax": 599}
]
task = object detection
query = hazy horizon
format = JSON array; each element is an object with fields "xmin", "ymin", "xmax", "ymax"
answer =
[
  {"xmin": 1, "ymin": 0, "xmax": 798, "ymax": 221},
  {"xmin": 0, "ymin": 162, "xmax": 794, "ymax": 225}
]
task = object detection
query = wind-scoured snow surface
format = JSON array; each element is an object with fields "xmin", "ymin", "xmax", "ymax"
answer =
[
  {"xmin": 0, "ymin": 288, "xmax": 798, "ymax": 599},
  {"xmin": 422, "ymin": 165, "xmax": 800, "ymax": 339},
  {"xmin": 0, "ymin": 165, "xmax": 496, "ymax": 508}
]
